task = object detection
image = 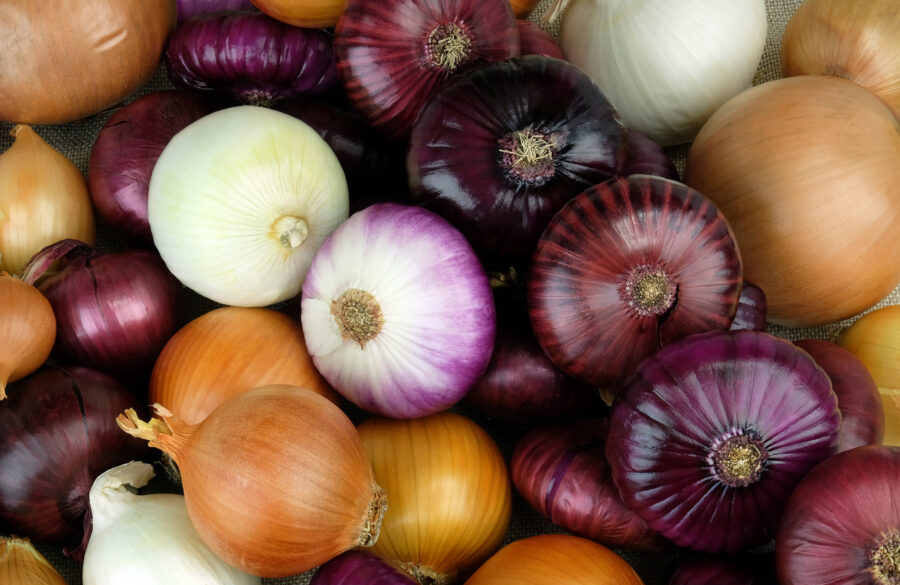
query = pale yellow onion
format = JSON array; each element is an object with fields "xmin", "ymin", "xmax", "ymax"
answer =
[
  {"xmin": 250, "ymin": 0, "xmax": 346, "ymax": 29},
  {"xmin": 0, "ymin": 124, "xmax": 95, "ymax": 275},
  {"xmin": 835, "ymin": 306, "xmax": 900, "ymax": 446},
  {"xmin": 148, "ymin": 105, "xmax": 349, "ymax": 307},
  {"xmin": 0, "ymin": 536, "xmax": 68, "ymax": 585},
  {"xmin": 357, "ymin": 412, "xmax": 512, "ymax": 585}
]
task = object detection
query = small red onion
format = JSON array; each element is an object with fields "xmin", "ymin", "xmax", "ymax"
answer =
[
  {"xmin": 166, "ymin": 11, "xmax": 338, "ymax": 106},
  {"xmin": 794, "ymin": 338, "xmax": 884, "ymax": 452},
  {"xmin": 88, "ymin": 90, "xmax": 218, "ymax": 244},
  {"xmin": 176, "ymin": 0, "xmax": 257, "ymax": 21},
  {"xmin": 21, "ymin": 239, "xmax": 181, "ymax": 386},
  {"xmin": 668, "ymin": 553, "xmax": 778, "ymax": 585},
  {"xmin": 730, "ymin": 281, "xmax": 768, "ymax": 331},
  {"xmin": 517, "ymin": 20, "xmax": 564, "ymax": 59},
  {"xmin": 311, "ymin": 550, "xmax": 417, "ymax": 585},
  {"xmin": 511, "ymin": 418, "xmax": 670, "ymax": 551},
  {"xmin": 621, "ymin": 130, "xmax": 679, "ymax": 181}
]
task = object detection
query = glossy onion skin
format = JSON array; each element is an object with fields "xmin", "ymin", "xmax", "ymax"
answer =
[
  {"xmin": 621, "ymin": 130, "xmax": 679, "ymax": 181},
  {"xmin": 334, "ymin": 0, "xmax": 520, "ymax": 139},
  {"xmin": 729, "ymin": 281, "xmax": 768, "ymax": 331},
  {"xmin": 528, "ymin": 175, "xmax": 742, "ymax": 394},
  {"xmin": 311, "ymin": 550, "xmax": 417, "ymax": 585},
  {"xmin": 177, "ymin": 0, "xmax": 256, "ymax": 21},
  {"xmin": 776, "ymin": 445, "xmax": 900, "ymax": 584},
  {"xmin": 166, "ymin": 11, "xmax": 338, "ymax": 105},
  {"xmin": 516, "ymin": 20, "xmax": 564, "ymax": 59},
  {"xmin": 511, "ymin": 418, "xmax": 669, "ymax": 551},
  {"xmin": 607, "ymin": 330, "xmax": 841, "ymax": 554},
  {"xmin": 409, "ymin": 55, "xmax": 627, "ymax": 258}
]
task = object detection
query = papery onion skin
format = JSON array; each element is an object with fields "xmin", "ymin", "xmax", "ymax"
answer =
[
  {"xmin": 334, "ymin": 0, "xmax": 520, "ymax": 139},
  {"xmin": 794, "ymin": 339, "xmax": 884, "ymax": 452},
  {"xmin": 300, "ymin": 203, "xmax": 495, "ymax": 419},
  {"xmin": 0, "ymin": 536, "xmax": 69, "ymax": 585},
  {"xmin": 776, "ymin": 445, "xmax": 900, "ymax": 585},
  {"xmin": 668, "ymin": 553, "xmax": 778, "ymax": 585},
  {"xmin": 177, "ymin": 0, "xmax": 256, "ymax": 21},
  {"xmin": 684, "ymin": 75, "xmax": 900, "ymax": 327},
  {"xmin": 621, "ymin": 129, "xmax": 679, "ymax": 181},
  {"xmin": 149, "ymin": 306, "xmax": 338, "ymax": 426},
  {"xmin": 166, "ymin": 11, "xmax": 338, "ymax": 106},
  {"xmin": 511, "ymin": 418, "xmax": 670, "ymax": 551},
  {"xmin": 517, "ymin": 20, "xmax": 564, "ymax": 59},
  {"xmin": 311, "ymin": 550, "xmax": 418, "ymax": 585},
  {"xmin": 0, "ymin": 0, "xmax": 175, "ymax": 124},
  {"xmin": 357, "ymin": 412, "xmax": 512, "ymax": 585},
  {"xmin": 464, "ymin": 534, "xmax": 645, "ymax": 585},
  {"xmin": 606, "ymin": 330, "xmax": 841, "ymax": 554},
  {"xmin": 118, "ymin": 385, "xmax": 386, "ymax": 578},
  {"xmin": 528, "ymin": 175, "xmax": 742, "ymax": 397},
  {"xmin": 0, "ymin": 273, "xmax": 55, "ymax": 400},
  {"xmin": 408, "ymin": 55, "xmax": 627, "ymax": 258},
  {"xmin": 250, "ymin": 0, "xmax": 346, "ymax": 28},
  {"xmin": 88, "ymin": 90, "xmax": 219, "ymax": 245},
  {"xmin": 729, "ymin": 281, "xmax": 768, "ymax": 331}
]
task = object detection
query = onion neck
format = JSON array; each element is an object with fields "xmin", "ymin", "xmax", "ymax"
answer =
[
  {"xmin": 358, "ymin": 484, "xmax": 388, "ymax": 547},
  {"xmin": 399, "ymin": 561, "xmax": 455, "ymax": 585},
  {"xmin": 708, "ymin": 429, "xmax": 768, "ymax": 488},
  {"xmin": 332, "ymin": 288, "xmax": 384, "ymax": 348},
  {"xmin": 116, "ymin": 405, "xmax": 193, "ymax": 463},
  {"xmin": 425, "ymin": 22, "xmax": 473, "ymax": 72},
  {"xmin": 871, "ymin": 532, "xmax": 900, "ymax": 585},
  {"xmin": 498, "ymin": 128, "xmax": 559, "ymax": 186}
]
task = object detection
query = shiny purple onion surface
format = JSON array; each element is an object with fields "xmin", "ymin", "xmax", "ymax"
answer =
[
  {"xmin": 528, "ymin": 175, "xmax": 742, "ymax": 399},
  {"xmin": 311, "ymin": 550, "xmax": 417, "ymax": 585},
  {"xmin": 621, "ymin": 130, "xmax": 679, "ymax": 181},
  {"xmin": 517, "ymin": 20, "xmax": 564, "ymax": 59},
  {"xmin": 729, "ymin": 281, "xmax": 768, "ymax": 331},
  {"xmin": 176, "ymin": 0, "xmax": 256, "ymax": 21},
  {"xmin": 607, "ymin": 330, "xmax": 841, "ymax": 554}
]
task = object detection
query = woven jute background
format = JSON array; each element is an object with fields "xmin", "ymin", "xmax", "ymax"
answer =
[{"xmin": 3, "ymin": 0, "xmax": 898, "ymax": 583}]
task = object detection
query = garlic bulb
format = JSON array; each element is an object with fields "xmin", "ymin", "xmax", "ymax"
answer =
[
  {"xmin": 554, "ymin": 0, "xmax": 767, "ymax": 146},
  {"xmin": 82, "ymin": 461, "xmax": 261, "ymax": 585},
  {"xmin": 0, "ymin": 536, "xmax": 68, "ymax": 585},
  {"xmin": 148, "ymin": 105, "xmax": 349, "ymax": 307}
]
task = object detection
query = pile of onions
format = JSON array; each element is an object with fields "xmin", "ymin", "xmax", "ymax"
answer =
[
  {"xmin": 684, "ymin": 75, "xmax": 900, "ymax": 327},
  {"xmin": 0, "ymin": 272, "xmax": 55, "ymax": 400},
  {"xmin": 0, "ymin": 0, "xmax": 175, "ymax": 124}
]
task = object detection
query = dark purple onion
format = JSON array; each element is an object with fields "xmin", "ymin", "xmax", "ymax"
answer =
[
  {"xmin": 0, "ymin": 366, "xmax": 148, "ymax": 559},
  {"xmin": 528, "ymin": 175, "xmax": 742, "ymax": 399},
  {"xmin": 511, "ymin": 418, "xmax": 670, "ymax": 551},
  {"xmin": 730, "ymin": 281, "xmax": 768, "ymax": 331},
  {"xmin": 794, "ymin": 338, "xmax": 884, "ymax": 452},
  {"xmin": 334, "ymin": 0, "xmax": 520, "ymax": 139},
  {"xmin": 621, "ymin": 129, "xmax": 679, "ymax": 180},
  {"xmin": 166, "ymin": 11, "xmax": 338, "ymax": 105},
  {"xmin": 176, "ymin": 0, "xmax": 256, "ymax": 21},
  {"xmin": 409, "ymin": 55, "xmax": 627, "ymax": 259},
  {"xmin": 607, "ymin": 330, "xmax": 841, "ymax": 554},
  {"xmin": 21, "ymin": 239, "xmax": 181, "ymax": 386},
  {"xmin": 88, "ymin": 90, "xmax": 217, "ymax": 244},
  {"xmin": 517, "ymin": 20, "xmax": 564, "ymax": 59},
  {"xmin": 668, "ymin": 553, "xmax": 778, "ymax": 585},
  {"xmin": 311, "ymin": 550, "xmax": 417, "ymax": 585}
]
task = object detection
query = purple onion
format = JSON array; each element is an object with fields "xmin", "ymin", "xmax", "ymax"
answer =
[
  {"xmin": 517, "ymin": 20, "xmax": 564, "ymax": 59},
  {"xmin": 88, "ymin": 90, "xmax": 218, "ymax": 244},
  {"xmin": 166, "ymin": 11, "xmax": 338, "ymax": 106},
  {"xmin": 408, "ymin": 55, "xmax": 627, "ymax": 259},
  {"xmin": 311, "ymin": 551, "xmax": 417, "ymax": 585},
  {"xmin": 606, "ymin": 330, "xmax": 841, "ymax": 554},
  {"xmin": 668, "ymin": 553, "xmax": 778, "ymax": 585},
  {"xmin": 511, "ymin": 418, "xmax": 670, "ymax": 551},
  {"xmin": 21, "ymin": 239, "xmax": 181, "ymax": 386},
  {"xmin": 621, "ymin": 129, "xmax": 679, "ymax": 180},
  {"xmin": 176, "ymin": 0, "xmax": 257, "ymax": 21},
  {"xmin": 730, "ymin": 281, "xmax": 768, "ymax": 331}
]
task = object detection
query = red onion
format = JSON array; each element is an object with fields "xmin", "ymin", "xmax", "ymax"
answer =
[
  {"xmin": 21, "ymin": 239, "xmax": 181, "ymax": 386},
  {"xmin": 311, "ymin": 550, "xmax": 417, "ymax": 585},
  {"xmin": 0, "ymin": 366, "xmax": 148, "ymax": 559},
  {"xmin": 528, "ymin": 175, "xmax": 742, "ymax": 401},
  {"xmin": 776, "ymin": 445, "xmax": 900, "ymax": 585},
  {"xmin": 607, "ymin": 330, "xmax": 841, "ymax": 554},
  {"xmin": 794, "ymin": 338, "xmax": 884, "ymax": 452},
  {"xmin": 621, "ymin": 130, "xmax": 679, "ymax": 181},
  {"xmin": 176, "ymin": 0, "xmax": 256, "ymax": 21},
  {"xmin": 511, "ymin": 418, "xmax": 670, "ymax": 551},
  {"xmin": 730, "ymin": 281, "xmax": 768, "ymax": 331},
  {"xmin": 409, "ymin": 55, "xmax": 627, "ymax": 259},
  {"xmin": 166, "ymin": 11, "xmax": 338, "ymax": 106},
  {"xmin": 668, "ymin": 553, "xmax": 778, "ymax": 585},
  {"xmin": 517, "ymin": 20, "xmax": 564, "ymax": 59},
  {"xmin": 88, "ymin": 90, "xmax": 218, "ymax": 244},
  {"xmin": 334, "ymin": 0, "xmax": 520, "ymax": 138}
]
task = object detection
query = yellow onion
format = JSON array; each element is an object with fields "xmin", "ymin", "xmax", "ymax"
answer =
[
  {"xmin": 0, "ymin": 536, "xmax": 68, "ymax": 585},
  {"xmin": 0, "ymin": 272, "xmax": 55, "ymax": 400},
  {"xmin": 250, "ymin": 0, "xmax": 346, "ymax": 28},
  {"xmin": 357, "ymin": 412, "xmax": 512, "ymax": 584},
  {"xmin": 0, "ymin": 125, "xmax": 95, "ymax": 275},
  {"xmin": 464, "ymin": 534, "xmax": 644, "ymax": 585},
  {"xmin": 835, "ymin": 305, "xmax": 900, "ymax": 445}
]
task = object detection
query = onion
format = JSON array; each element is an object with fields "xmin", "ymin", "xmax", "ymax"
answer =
[
  {"xmin": 20, "ymin": 239, "xmax": 181, "ymax": 387},
  {"xmin": 729, "ymin": 281, "xmax": 768, "ymax": 331},
  {"xmin": 300, "ymin": 203, "xmax": 496, "ymax": 419},
  {"xmin": 149, "ymin": 306, "xmax": 337, "ymax": 426},
  {"xmin": 0, "ymin": 536, "xmax": 69, "ymax": 585},
  {"xmin": 357, "ymin": 412, "xmax": 512, "ymax": 584},
  {"xmin": 776, "ymin": 445, "xmax": 900, "ymax": 585},
  {"xmin": 0, "ymin": 0, "xmax": 175, "ymax": 124},
  {"xmin": 528, "ymin": 175, "xmax": 742, "ymax": 401},
  {"xmin": 334, "ymin": 0, "xmax": 520, "ymax": 138},
  {"xmin": 516, "ymin": 21, "xmax": 564, "ymax": 59},
  {"xmin": 408, "ymin": 55, "xmax": 627, "ymax": 258},
  {"xmin": 781, "ymin": 0, "xmax": 900, "ymax": 116},
  {"xmin": 166, "ymin": 11, "xmax": 339, "ymax": 106},
  {"xmin": 0, "ymin": 366, "xmax": 147, "ymax": 559},
  {"xmin": 118, "ymin": 384, "xmax": 387, "ymax": 578},
  {"xmin": 621, "ymin": 129, "xmax": 679, "ymax": 181},
  {"xmin": 0, "ymin": 272, "xmax": 55, "ymax": 400},
  {"xmin": 511, "ymin": 418, "xmax": 670, "ymax": 551},
  {"xmin": 177, "ymin": 0, "xmax": 256, "ymax": 21},
  {"xmin": 794, "ymin": 338, "xmax": 884, "ymax": 452},
  {"xmin": 148, "ymin": 105, "xmax": 349, "ymax": 307},
  {"xmin": 250, "ymin": 0, "xmax": 347, "ymax": 28},
  {"xmin": 312, "ymin": 551, "xmax": 418, "ymax": 585},
  {"xmin": 606, "ymin": 330, "xmax": 841, "ymax": 553},
  {"xmin": 0, "ymin": 125, "xmax": 95, "ymax": 275},
  {"xmin": 684, "ymin": 75, "xmax": 900, "ymax": 327},
  {"xmin": 464, "ymin": 534, "xmax": 645, "ymax": 585},
  {"xmin": 88, "ymin": 90, "xmax": 219, "ymax": 245}
]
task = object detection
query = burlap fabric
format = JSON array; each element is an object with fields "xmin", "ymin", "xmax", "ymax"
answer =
[{"xmin": 3, "ymin": 0, "xmax": 898, "ymax": 583}]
